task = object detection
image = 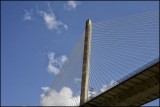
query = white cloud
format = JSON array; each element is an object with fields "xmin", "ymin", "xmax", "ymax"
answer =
[
  {"xmin": 23, "ymin": 9, "xmax": 33, "ymax": 21},
  {"xmin": 37, "ymin": 3, "xmax": 68, "ymax": 31},
  {"xmin": 41, "ymin": 87, "xmax": 50, "ymax": 92},
  {"xmin": 100, "ymin": 80, "xmax": 118, "ymax": 93},
  {"xmin": 48, "ymin": 63, "xmax": 60, "ymax": 75},
  {"xmin": 40, "ymin": 94, "xmax": 45, "ymax": 98},
  {"xmin": 39, "ymin": 11, "xmax": 63, "ymax": 30},
  {"xmin": 40, "ymin": 87, "xmax": 80, "ymax": 106},
  {"xmin": 64, "ymin": 1, "xmax": 80, "ymax": 11},
  {"xmin": 47, "ymin": 52, "xmax": 67, "ymax": 75},
  {"xmin": 88, "ymin": 80, "xmax": 119, "ymax": 100},
  {"xmin": 64, "ymin": 24, "xmax": 68, "ymax": 30},
  {"xmin": 41, "ymin": 87, "xmax": 50, "ymax": 99}
]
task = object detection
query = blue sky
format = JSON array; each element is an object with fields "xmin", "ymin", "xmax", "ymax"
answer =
[{"xmin": 1, "ymin": 1, "xmax": 159, "ymax": 106}]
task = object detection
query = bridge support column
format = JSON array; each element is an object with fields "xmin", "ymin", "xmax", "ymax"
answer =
[{"xmin": 80, "ymin": 19, "xmax": 92, "ymax": 105}]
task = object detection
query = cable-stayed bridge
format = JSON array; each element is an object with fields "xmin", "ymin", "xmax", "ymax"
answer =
[{"xmin": 40, "ymin": 10, "xmax": 159, "ymax": 106}]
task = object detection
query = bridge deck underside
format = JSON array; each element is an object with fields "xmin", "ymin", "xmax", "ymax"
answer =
[{"xmin": 83, "ymin": 62, "xmax": 159, "ymax": 106}]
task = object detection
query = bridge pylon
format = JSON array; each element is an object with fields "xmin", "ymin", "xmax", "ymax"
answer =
[{"xmin": 80, "ymin": 19, "xmax": 92, "ymax": 105}]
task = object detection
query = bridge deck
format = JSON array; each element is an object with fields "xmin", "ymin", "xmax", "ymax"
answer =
[{"xmin": 82, "ymin": 62, "xmax": 159, "ymax": 106}]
